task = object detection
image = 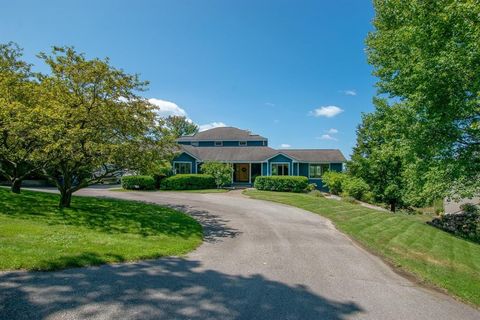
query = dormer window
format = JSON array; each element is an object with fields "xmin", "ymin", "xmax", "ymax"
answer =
[
  {"xmin": 215, "ymin": 141, "xmax": 223, "ymax": 146},
  {"xmin": 239, "ymin": 141, "xmax": 247, "ymax": 146},
  {"xmin": 192, "ymin": 142, "xmax": 199, "ymax": 146}
]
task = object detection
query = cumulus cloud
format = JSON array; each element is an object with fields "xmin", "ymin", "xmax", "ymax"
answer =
[
  {"xmin": 309, "ymin": 105, "xmax": 344, "ymax": 118},
  {"xmin": 199, "ymin": 122, "xmax": 227, "ymax": 132},
  {"xmin": 340, "ymin": 89, "xmax": 357, "ymax": 96},
  {"xmin": 148, "ymin": 98, "xmax": 187, "ymax": 117},
  {"xmin": 327, "ymin": 128, "xmax": 338, "ymax": 134},
  {"xmin": 280, "ymin": 143, "xmax": 291, "ymax": 148},
  {"xmin": 316, "ymin": 134, "xmax": 338, "ymax": 141}
]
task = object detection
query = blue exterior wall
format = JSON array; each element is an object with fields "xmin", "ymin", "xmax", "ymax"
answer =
[
  {"xmin": 267, "ymin": 154, "xmax": 293, "ymax": 175},
  {"xmin": 330, "ymin": 163, "xmax": 343, "ymax": 172},
  {"xmin": 172, "ymin": 153, "xmax": 197, "ymax": 173},
  {"xmin": 177, "ymin": 140, "xmax": 267, "ymax": 147},
  {"xmin": 262, "ymin": 162, "xmax": 268, "ymax": 176}
]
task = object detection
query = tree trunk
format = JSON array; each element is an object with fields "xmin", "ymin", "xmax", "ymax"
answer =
[
  {"xmin": 59, "ymin": 190, "xmax": 72, "ymax": 208},
  {"xmin": 390, "ymin": 202, "xmax": 396, "ymax": 213},
  {"xmin": 11, "ymin": 179, "xmax": 22, "ymax": 194}
]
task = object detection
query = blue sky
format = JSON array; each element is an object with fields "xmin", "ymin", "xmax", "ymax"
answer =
[{"xmin": 0, "ymin": 0, "xmax": 376, "ymax": 158}]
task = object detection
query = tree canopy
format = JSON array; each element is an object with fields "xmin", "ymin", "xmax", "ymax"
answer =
[{"xmin": 351, "ymin": 0, "xmax": 480, "ymax": 209}]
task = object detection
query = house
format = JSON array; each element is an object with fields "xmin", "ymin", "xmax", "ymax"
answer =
[{"xmin": 172, "ymin": 127, "xmax": 346, "ymax": 189}]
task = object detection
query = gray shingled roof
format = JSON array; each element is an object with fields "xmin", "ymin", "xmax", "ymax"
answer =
[
  {"xmin": 280, "ymin": 149, "xmax": 347, "ymax": 162},
  {"xmin": 180, "ymin": 145, "xmax": 346, "ymax": 163},
  {"xmin": 177, "ymin": 127, "xmax": 267, "ymax": 141},
  {"xmin": 180, "ymin": 145, "xmax": 277, "ymax": 161}
]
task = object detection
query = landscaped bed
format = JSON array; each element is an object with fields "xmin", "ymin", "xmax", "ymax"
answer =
[
  {"xmin": 244, "ymin": 189, "xmax": 480, "ymax": 307},
  {"xmin": 0, "ymin": 188, "xmax": 203, "ymax": 271}
]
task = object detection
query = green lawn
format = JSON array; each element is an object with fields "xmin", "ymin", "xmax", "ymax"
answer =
[
  {"xmin": 109, "ymin": 188, "xmax": 229, "ymax": 193},
  {"xmin": 0, "ymin": 188, "xmax": 203, "ymax": 271},
  {"xmin": 244, "ymin": 190, "xmax": 480, "ymax": 307}
]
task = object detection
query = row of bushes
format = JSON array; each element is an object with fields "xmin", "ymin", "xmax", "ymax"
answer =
[
  {"xmin": 254, "ymin": 176, "xmax": 310, "ymax": 193},
  {"xmin": 322, "ymin": 171, "xmax": 373, "ymax": 202},
  {"xmin": 122, "ymin": 174, "xmax": 216, "ymax": 190}
]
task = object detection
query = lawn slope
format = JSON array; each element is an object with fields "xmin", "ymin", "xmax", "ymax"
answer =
[
  {"xmin": 244, "ymin": 190, "xmax": 480, "ymax": 307},
  {"xmin": 0, "ymin": 188, "xmax": 202, "ymax": 271}
]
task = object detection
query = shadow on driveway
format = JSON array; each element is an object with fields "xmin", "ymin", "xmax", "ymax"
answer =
[{"xmin": 0, "ymin": 257, "xmax": 363, "ymax": 320}]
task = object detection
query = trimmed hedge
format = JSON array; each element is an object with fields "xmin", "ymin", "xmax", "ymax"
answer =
[
  {"xmin": 254, "ymin": 176, "xmax": 309, "ymax": 193},
  {"xmin": 161, "ymin": 174, "xmax": 216, "ymax": 190},
  {"xmin": 121, "ymin": 175, "xmax": 156, "ymax": 190}
]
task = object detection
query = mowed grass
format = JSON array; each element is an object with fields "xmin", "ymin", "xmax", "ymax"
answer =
[
  {"xmin": 0, "ymin": 188, "xmax": 203, "ymax": 271},
  {"xmin": 109, "ymin": 188, "xmax": 229, "ymax": 193},
  {"xmin": 244, "ymin": 190, "xmax": 480, "ymax": 307}
]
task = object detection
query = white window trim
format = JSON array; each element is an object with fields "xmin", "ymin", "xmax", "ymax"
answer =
[
  {"xmin": 214, "ymin": 141, "xmax": 223, "ymax": 146},
  {"xmin": 308, "ymin": 163, "xmax": 331, "ymax": 179},
  {"xmin": 173, "ymin": 161, "xmax": 192, "ymax": 174},
  {"xmin": 270, "ymin": 162, "xmax": 290, "ymax": 176}
]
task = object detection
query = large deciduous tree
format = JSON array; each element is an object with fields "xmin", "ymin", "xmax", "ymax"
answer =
[
  {"xmin": 165, "ymin": 115, "xmax": 199, "ymax": 138},
  {"xmin": 38, "ymin": 47, "xmax": 176, "ymax": 207},
  {"xmin": 0, "ymin": 42, "xmax": 45, "ymax": 193},
  {"xmin": 356, "ymin": 0, "xmax": 480, "ymax": 204}
]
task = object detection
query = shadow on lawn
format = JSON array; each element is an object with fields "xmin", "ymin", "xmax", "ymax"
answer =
[{"xmin": 0, "ymin": 257, "xmax": 364, "ymax": 320}]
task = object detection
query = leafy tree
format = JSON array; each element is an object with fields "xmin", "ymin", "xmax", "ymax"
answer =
[
  {"xmin": 349, "ymin": 99, "xmax": 415, "ymax": 212},
  {"xmin": 165, "ymin": 115, "xmax": 198, "ymax": 138},
  {"xmin": 37, "ymin": 46, "xmax": 176, "ymax": 207},
  {"xmin": 201, "ymin": 161, "xmax": 233, "ymax": 188},
  {"xmin": 366, "ymin": 0, "xmax": 480, "ymax": 199},
  {"xmin": 0, "ymin": 42, "xmax": 45, "ymax": 193}
]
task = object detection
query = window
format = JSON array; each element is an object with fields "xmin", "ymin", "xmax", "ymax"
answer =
[
  {"xmin": 309, "ymin": 163, "xmax": 329, "ymax": 178},
  {"xmin": 239, "ymin": 141, "xmax": 247, "ymax": 146},
  {"xmin": 271, "ymin": 163, "xmax": 289, "ymax": 176},
  {"xmin": 263, "ymin": 140, "xmax": 267, "ymax": 146},
  {"xmin": 191, "ymin": 142, "xmax": 199, "ymax": 146},
  {"xmin": 174, "ymin": 162, "xmax": 192, "ymax": 174},
  {"xmin": 214, "ymin": 141, "xmax": 223, "ymax": 146}
]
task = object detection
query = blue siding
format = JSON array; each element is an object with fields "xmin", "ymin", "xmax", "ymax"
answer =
[
  {"xmin": 330, "ymin": 163, "xmax": 343, "ymax": 172},
  {"xmin": 198, "ymin": 141, "xmax": 215, "ymax": 147},
  {"xmin": 262, "ymin": 162, "xmax": 268, "ymax": 175},
  {"xmin": 172, "ymin": 153, "xmax": 197, "ymax": 174},
  {"xmin": 247, "ymin": 140, "xmax": 266, "ymax": 146},
  {"xmin": 267, "ymin": 154, "xmax": 294, "ymax": 175},
  {"xmin": 178, "ymin": 140, "xmax": 266, "ymax": 147}
]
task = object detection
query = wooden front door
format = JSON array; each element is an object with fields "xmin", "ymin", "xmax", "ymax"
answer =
[{"xmin": 235, "ymin": 163, "xmax": 250, "ymax": 182}]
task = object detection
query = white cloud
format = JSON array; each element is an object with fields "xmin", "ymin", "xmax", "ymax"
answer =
[
  {"xmin": 339, "ymin": 89, "xmax": 357, "ymax": 96},
  {"xmin": 264, "ymin": 102, "xmax": 275, "ymax": 107},
  {"xmin": 316, "ymin": 134, "xmax": 338, "ymax": 141},
  {"xmin": 148, "ymin": 98, "xmax": 187, "ymax": 117},
  {"xmin": 309, "ymin": 105, "xmax": 344, "ymax": 118},
  {"xmin": 199, "ymin": 122, "xmax": 227, "ymax": 132},
  {"xmin": 327, "ymin": 128, "xmax": 338, "ymax": 134},
  {"xmin": 280, "ymin": 143, "xmax": 291, "ymax": 148}
]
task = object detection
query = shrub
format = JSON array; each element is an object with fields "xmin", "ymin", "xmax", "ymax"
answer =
[
  {"xmin": 343, "ymin": 196, "xmax": 357, "ymax": 204},
  {"xmin": 342, "ymin": 177, "xmax": 370, "ymax": 200},
  {"xmin": 362, "ymin": 191, "xmax": 376, "ymax": 204},
  {"xmin": 121, "ymin": 175, "xmax": 156, "ymax": 190},
  {"xmin": 254, "ymin": 176, "xmax": 309, "ymax": 193},
  {"xmin": 305, "ymin": 183, "xmax": 317, "ymax": 192},
  {"xmin": 321, "ymin": 171, "xmax": 346, "ymax": 195},
  {"xmin": 161, "ymin": 174, "xmax": 216, "ymax": 190},
  {"xmin": 201, "ymin": 161, "xmax": 233, "ymax": 188},
  {"xmin": 309, "ymin": 190, "xmax": 324, "ymax": 198},
  {"xmin": 428, "ymin": 204, "xmax": 479, "ymax": 243}
]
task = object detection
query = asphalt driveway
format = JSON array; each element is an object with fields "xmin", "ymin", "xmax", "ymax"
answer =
[{"xmin": 0, "ymin": 188, "xmax": 478, "ymax": 320}]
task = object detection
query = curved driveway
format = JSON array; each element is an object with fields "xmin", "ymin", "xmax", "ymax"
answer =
[{"xmin": 1, "ymin": 189, "xmax": 478, "ymax": 320}]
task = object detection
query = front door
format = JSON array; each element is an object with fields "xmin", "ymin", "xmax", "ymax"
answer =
[{"xmin": 234, "ymin": 163, "xmax": 250, "ymax": 183}]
